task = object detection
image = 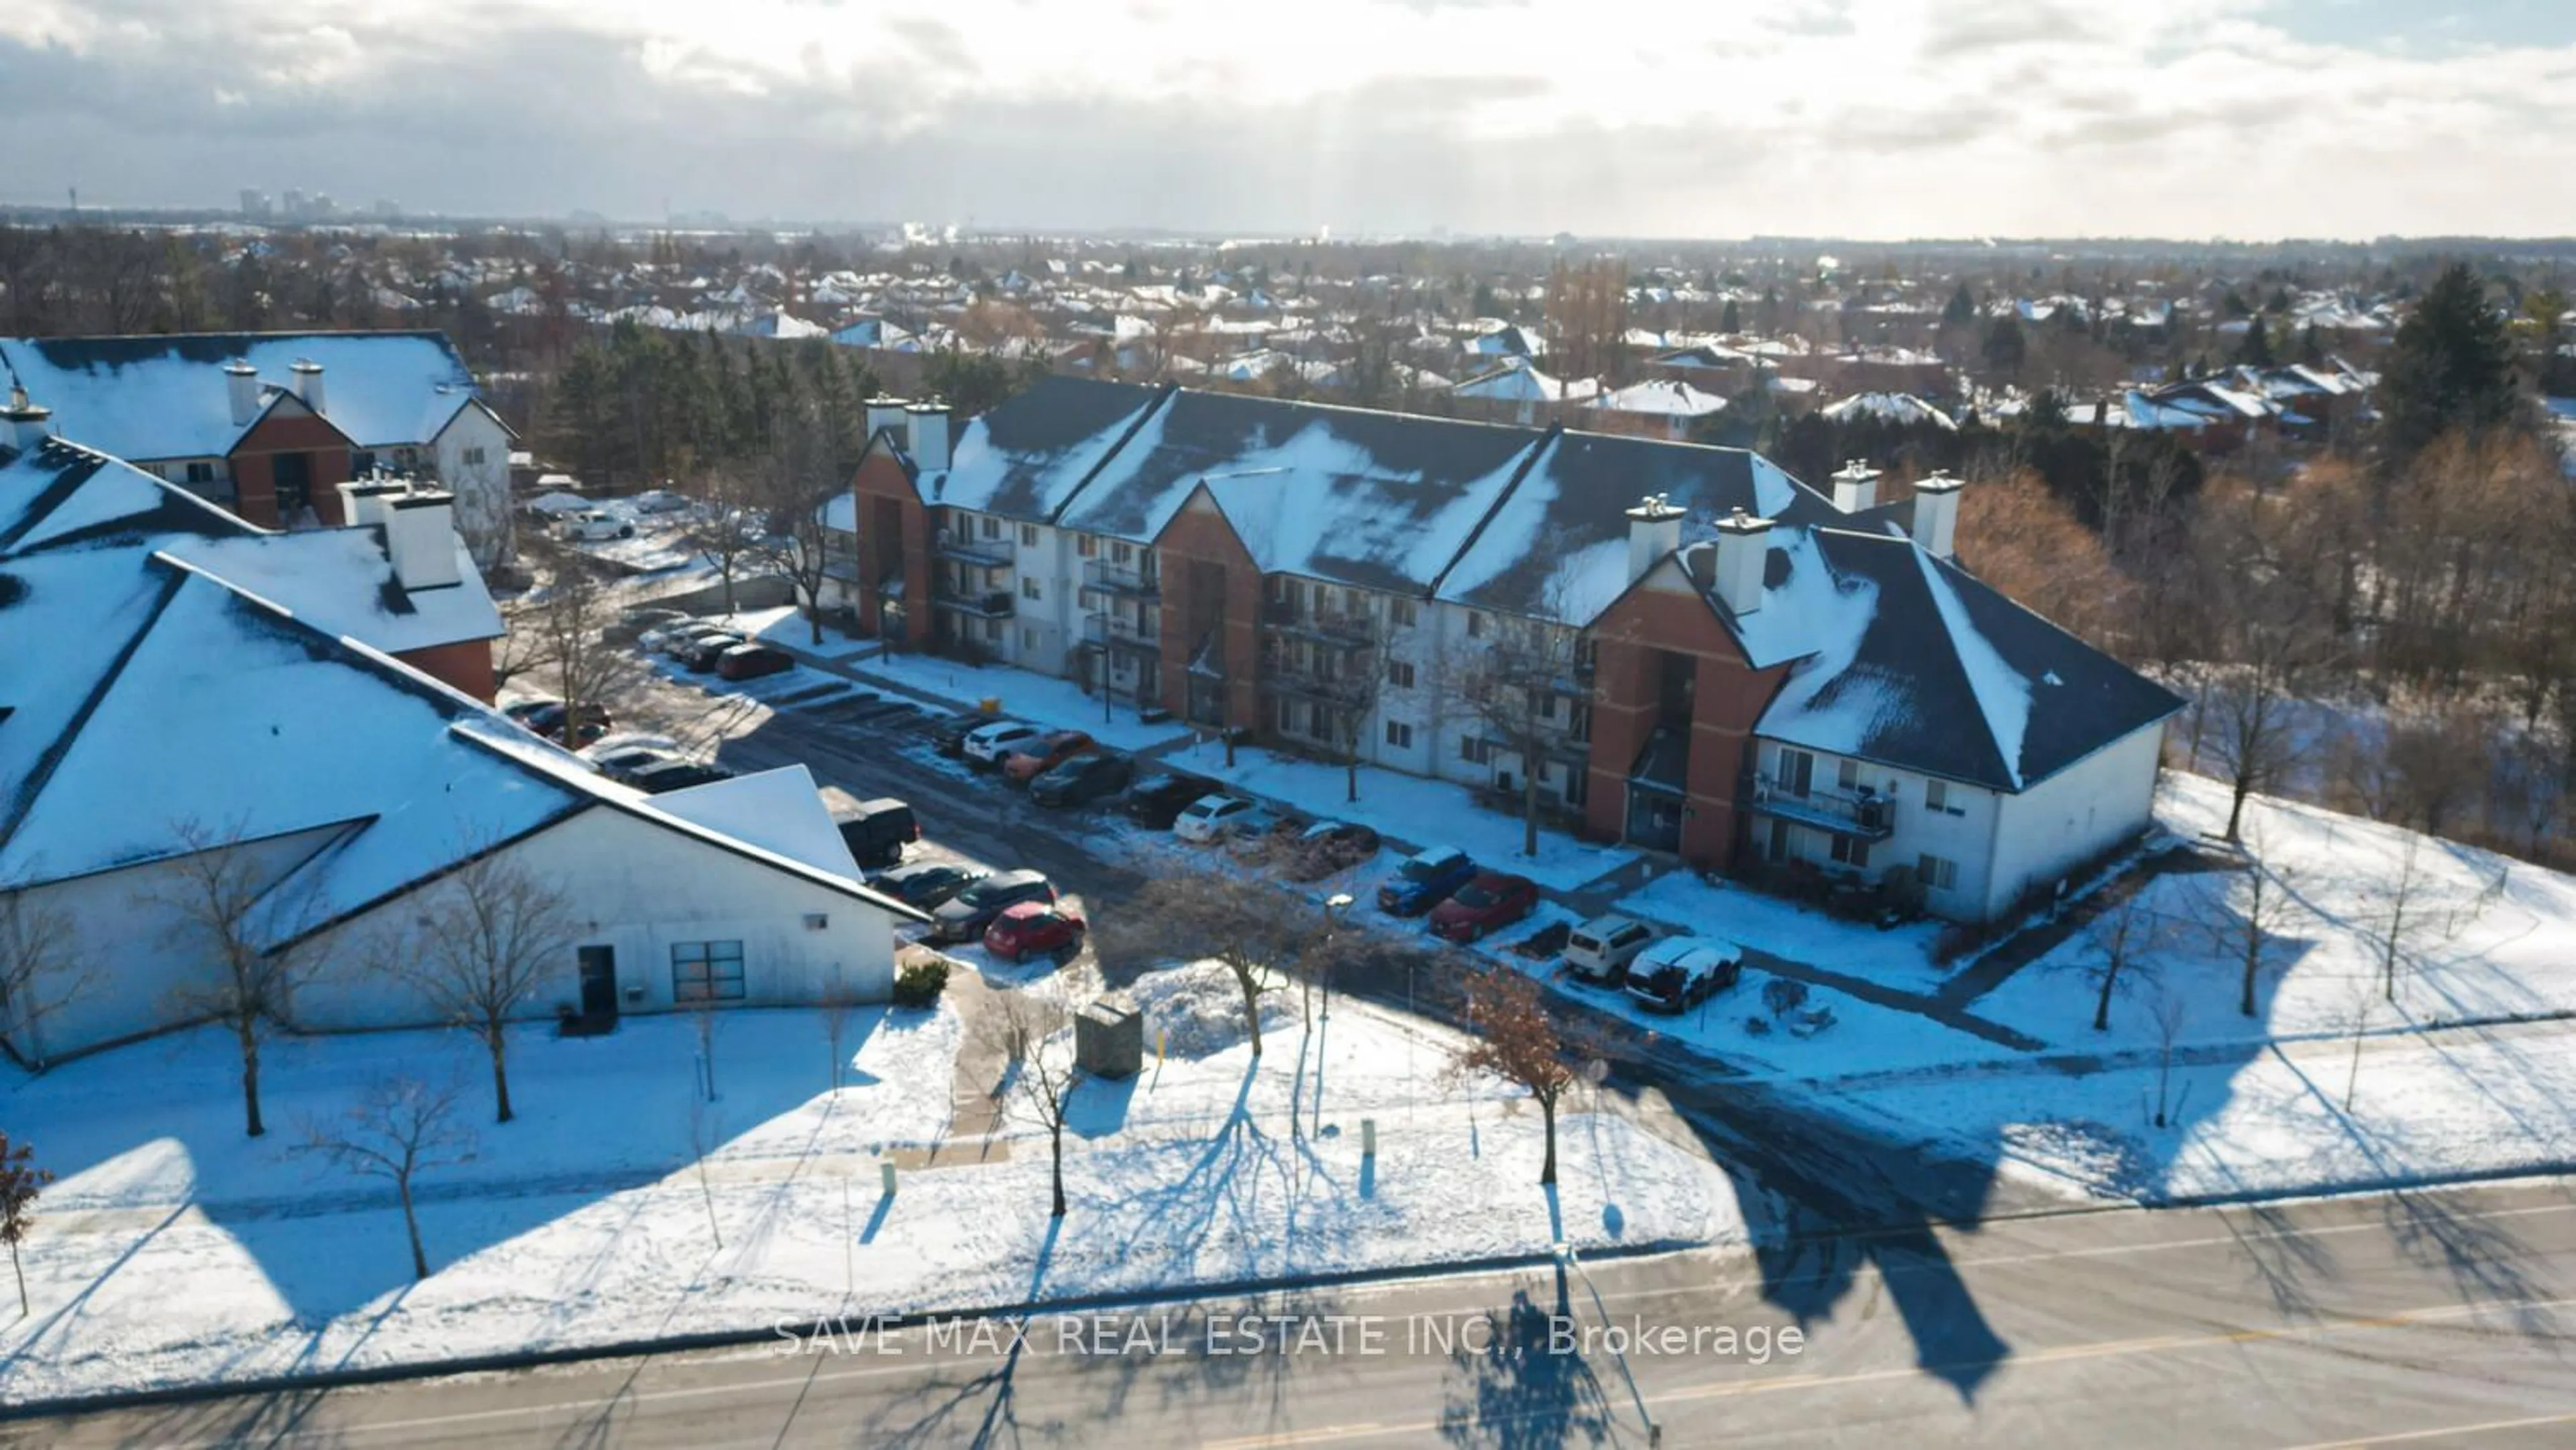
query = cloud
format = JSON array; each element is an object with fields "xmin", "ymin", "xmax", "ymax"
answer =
[{"xmin": 3, "ymin": 0, "xmax": 2575, "ymax": 239}]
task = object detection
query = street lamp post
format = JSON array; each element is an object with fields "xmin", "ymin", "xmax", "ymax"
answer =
[{"xmin": 1320, "ymin": 892, "xmax": 1354, "ymax": 1022}]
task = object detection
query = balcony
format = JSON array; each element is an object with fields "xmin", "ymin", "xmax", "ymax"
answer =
[
  {"xmin": 1078, "ymin": 609, "xmax": 1161, "ymax": 655},
  {"xmin": 1746, "ymin": 775, "xmax": 1896, "ymax": 839},
  {"xmin": 1080, "ymin": 557, "xmax": 1161, "ymax": 601},
  {"xmin": 932, "ymin": 529, "xmax": 1016, "ymax": 568},
  {"xmin": 931, "ymin": 588, "xmax": 1016, "ymax": 619},
  {"xmin": 1260, "ymin": 601, "xmax": 1375, "ymax": 648}
]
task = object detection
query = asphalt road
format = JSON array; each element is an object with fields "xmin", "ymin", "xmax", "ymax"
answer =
[{"xmin": 19, "ymin": 1175, "xmax": 2576, "ymax": 1448}]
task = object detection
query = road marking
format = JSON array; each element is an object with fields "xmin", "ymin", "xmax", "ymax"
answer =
[
  {"xmin": 1199, "ymin": 1422, "xmax": 1388, "ymax": 1449},
  {"xmin": 2273, "ymin": 1408, "xmax": 2576, "ymax": 1448},
  {"xmin": 1650, "ymin": 1292, "xmax": 2576, "ymax": 1408}
]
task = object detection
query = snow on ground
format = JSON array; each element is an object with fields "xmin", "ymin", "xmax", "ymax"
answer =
[
  {"xmin": 1617, "ymin": 870, "xmax": 1948, "ymax": 992},
  {"xmin": 1157, "ymin": 739, "xmax": 1644, "ymax": 892},
  {"xmin": 0, "ymin": 973, "xmax": 1739, "ymax": 1402},
  {"xmin": 1972, "ymin": 772, "xmax": 2576, "ymax": 1054},
  {"xmin": 849, "ymin": 650, "xmax": 1195, "ymax": 754}
]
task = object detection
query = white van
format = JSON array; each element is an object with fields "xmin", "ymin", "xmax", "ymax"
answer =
[{"xmin": 1564, "ymin": 915, "xmax": 1658, "ymax": 984}]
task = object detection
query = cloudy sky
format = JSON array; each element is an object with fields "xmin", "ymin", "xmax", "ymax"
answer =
[{"xmin": 6, "ymin": 0, "xmax": 2575, "ymax": 238}]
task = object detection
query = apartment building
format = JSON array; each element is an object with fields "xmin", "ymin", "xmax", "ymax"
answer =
[{"xmin": 846, "ymin": 378, "xmax": 2182, "ymax": 923}]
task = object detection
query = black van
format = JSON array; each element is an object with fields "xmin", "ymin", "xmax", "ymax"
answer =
[{"xmin": 828, "ymin": 794, "xmax": 920, "ymax": 870}]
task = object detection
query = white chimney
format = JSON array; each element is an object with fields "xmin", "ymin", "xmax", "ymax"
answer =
[
  {"xmin": 1829, "ymin": 458, "xmax": 1880, "ymax": 513},
  {"xmin": 290, "ymin": 359, "xmax": 326, "ymax": 414},
  {"xmin": 905, "ymin": 401, "xmax": 951, "ymax": 472},
  {"xmin": 382, "ymin": 484, "xmax": 463, "ymax": 591},
  {"xmin": 1623, "ymin": 494, "xmax": 1685, "ymax": 585},
  {"xmin": 1911, "ymin": 470, "xmax": 1964, "ymax": 560},
  {"xmin": 225, "ymin": 362, "xmax": 262, "ymax": 427},
  {"xmin": 337, "ymin": 478, "xmax": 406, "ymax": 532},
  {"xmin": 865, "ymin": 396, "xmax": 911, "ymax": 454},
  {"xmin": 1712, "ymin": 508, "xmax": 1774, "ymax": 616},
  {"xmin": 3, "ymin": 385, "xmax": 52, "ymax": 454}
]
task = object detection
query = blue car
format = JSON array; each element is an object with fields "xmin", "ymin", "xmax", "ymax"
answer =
[{"xmin": 1377, "ymin": 845, "xmax": 1478, "ymax": 916}]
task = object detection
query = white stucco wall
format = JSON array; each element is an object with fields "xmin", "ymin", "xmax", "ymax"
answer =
[
  {"xmin": 432, "ymin": 405, "xmax": 515, "ymax": 569},
  {"xmin": 1979, "ymin": 720, "xmax": 2169, "ymax": 921}
]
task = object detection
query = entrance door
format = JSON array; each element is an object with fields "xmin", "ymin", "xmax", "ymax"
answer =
[
  {"xmin": 272, "ymin": 451, "xmax": 314, "ymax": 518},
  {"xmin": 577, "ymin": 945, "xmax": 619, "ymax": 1019},
  {"xmin": 1769, "ymin": 818, "xmax": 1793, "ymax": 864}
]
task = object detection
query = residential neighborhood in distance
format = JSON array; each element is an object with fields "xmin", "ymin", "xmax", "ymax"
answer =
[{"xmin": 7, "ymin": 3, "xmax": 2576, "ymax": 1445}]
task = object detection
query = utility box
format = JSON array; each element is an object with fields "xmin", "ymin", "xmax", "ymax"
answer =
[{"xmin": 1075, "ymin": 996, "xmax": 1144, "ymax": 1079}]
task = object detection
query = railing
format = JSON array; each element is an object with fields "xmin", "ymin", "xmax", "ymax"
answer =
[
  {"xmin": 1080, "ymin": 610, "xmax": 1159, "ymax": 651},
  {"xmin": 1748, "ymin": 774, "xmax": 1896, "ymax": 838},
  {"xmin": 1260, "ymin": 601, "xmax": 1375, "ymax": 647},
  {"xmin": 932, "ymin": 529, "xmax": 1016, "ymax": 568},
  {"xmin": 930, "ymin": 587, "xmax": 1015, "ymax": 619},
  {"xmin": 1080, "ymin": 557, "xmax": 1161, "ymax": 599}
]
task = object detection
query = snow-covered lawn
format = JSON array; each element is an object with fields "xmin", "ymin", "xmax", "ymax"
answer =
[
  {"xmin": 1156, "ymin": 739, "xmax": 1644, "ymax": 893},
  {"xmin": 847, "ymin": 650, "xmax": 1195, "ymax": 754},
  {"xmin": 0, "ymin": 970, "xmax": 1739, "ymax": 1403},
  {"xmin": 1617, "ymin": 870, "xmax": 1949, "ymax": 993}
]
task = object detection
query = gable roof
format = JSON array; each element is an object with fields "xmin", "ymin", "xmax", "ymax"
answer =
[
  {"xmin": 0, "ymin": 331, "xmax": 484, "ymax": 460},
  {"xmin": 919, "ymin": 376, "xmax": 1167, "ymax": 518},
  {"xmin": 1712, "ymin": 525, "xmax": 2185, "ymax": 792}
]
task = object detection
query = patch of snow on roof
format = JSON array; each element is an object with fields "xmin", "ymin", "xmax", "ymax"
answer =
[
  {"xmin": 1735, "ymin": 529, "xmax": 1893, "ymax": 754},
  {"xmin": 1913, "ymin": 544, "xmax": 2032, "ymax": 788},
  {"xmin": 157, "ymin": 531, "xmax": 502, "ymax": 652},
  {"xmin": 651, "ymin": 765, "xmax": 857, "ymax": 881}
]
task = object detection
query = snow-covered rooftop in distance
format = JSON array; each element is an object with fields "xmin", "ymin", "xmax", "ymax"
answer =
[
  {"xmin": 1819, "ymin": 391, "xmax": 1957, "ymax": 430},
  {"xmin": 1589, "ymin": 379, "xmax": 1731, "ymax": 419}
]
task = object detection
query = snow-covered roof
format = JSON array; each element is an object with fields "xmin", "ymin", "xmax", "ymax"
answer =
[
  {"xmin": 155, "ymin": 529, "xmax": 502, "ymax": 652},
  {"xmin": 649, "ymin": 764, "xmax": 859, "ymax": 881},
  {"xmin": 1819, "ymin": 392, "xmax": 1957, "ymax": 430},
  {"xmin": 1589, "ymin": 379, "xmax": 1731, "ymax": 419},
  {"xmin": 918, "ymin": 377, "xmax": 1165, "ymax": 519},
  {"xmin": 1708, "ymin": 525, "xmax": 2183, "ymax": 792},
  {"xmin": 1453, "ymin": 357, "xmax": 1599, "ymax": 404},
  {"xmin": 0, "ymin": 331, "xmax": 484, "ymax": 459}
]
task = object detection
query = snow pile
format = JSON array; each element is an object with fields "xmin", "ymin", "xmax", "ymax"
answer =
[{"xmin": 1128, "ymin": 960, "xmax": 1302, "ymax": 1058}]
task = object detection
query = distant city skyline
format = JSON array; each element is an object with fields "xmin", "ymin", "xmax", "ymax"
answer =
[{"xmin": 8, "ymin": 1, "xmax": 2576, "ymax": 240}]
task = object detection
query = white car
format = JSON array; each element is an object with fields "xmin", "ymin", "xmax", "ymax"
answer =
[
  {"xmin": 1564, "ymin": 915, "xmax": 1658, "ymax": 984},
  {"xmin": 1173, "ymin": 794, "xmax": 1258, "ymax": 845},
  {"xmin": 631, "ymin": 488, "xmax": 693, "ymax": 515},
  {"xmin": 1624, "ymin": 937, "xmax": 1745, "ymax": 1014},
  {"xmin": 960, "ymin": 720, "xmax": 1041, "ymax": 768},
  {"xmin": 557, "ymin": 509, "xmax": 635, "ymax": 541}
]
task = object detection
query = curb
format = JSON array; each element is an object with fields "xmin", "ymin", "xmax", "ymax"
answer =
[{"xmin": 0, "ymin": 1237, "xmax": 1702, "ymax": 1422}]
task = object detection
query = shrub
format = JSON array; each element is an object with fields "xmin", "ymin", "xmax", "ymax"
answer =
[{"xmin": 892, "ymin": 958, "xmax": 949, "ymax": 1010}]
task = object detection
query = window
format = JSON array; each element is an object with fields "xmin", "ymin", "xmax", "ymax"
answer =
[
  {"xmin": 1022, "ymin": 577, "xmax": 1042, "ymax": 601},
  {"xmin": 1078, "ymin": 533, "xmax": 1097, "ymax": 558},
  {"xmin": 1020, "ymin": 523, "xmax": 1038, "ymax": 546},
  {"xmin": 184, "ymin": 462, "xmax": 217, "ymax": 485},
  {"xmin": 1112, "ymin": 541, "xmax": 1133, "ymax": 565},
  {"xmin": 1926, "ymin": 779, "xmax": 1964, "ymax": 816},
  {"xmin": 1385, "ymin": 719, "xmax": 1414, "ymax": 749},
  {"xmin": 1344, "ymin": 588, "xmax": 1366, "ymax": 617},
  {"xmin": 983, "ymin": 617, "xmax": 1003, "ymax": 643},
  {"xmin": 1569, "ymin": 702, "xmax": 1592, "ymax": 743},
  {"xmin": 1830, "ymin": 835, "xmax": 1872, "ymax": 869},
  {"xmin": 1389, "ymin": 599, "xmax": 1417, "ymax": 628},
  {"xmin": 1918, "ymin": 853, "xmax": 1959, "ymax": 892},
  {"xmin": 1838, "ymin": 758, "xmax": 1862, "ymax": 792},
  {"xmin": 461, "ymin": 446, "xmax": 487, "ymax": 467},
  {"xmin": 1467, "ymin": 611, "xmax": 1487, "ymax": 639},
  {"xmin": 672, "ymin": 941, "xmax": 745, "ymax": 1002},
  {"xmin": 1021, "ymin": 627, "xmax": 1039, "ymax": 651},
  {"xmin": 1387, "ymin": 658, "xmax": 1416, "ymax": 690},
  {"xmin": 979, "ymin": 515, "xmax": 1000, "ymax": 539},
  {"xmin": 350, "ymin": 450, "xmax": 378, "ymax": 476},
  {"xmin": 1777, "ymin": 747, "xmax": 1815, "ymax": 798},
  {"xmin": 1460, "ymin": 736, "xmax": 1492, "ymax": 766}
]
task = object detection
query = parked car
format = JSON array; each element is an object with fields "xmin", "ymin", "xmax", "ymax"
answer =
[
  {"xmin": 523, "ymin": 701, "xmax": 613, "ymax": 745},
  {"xmin": 610, "ymin": 607, "xmax": 691, "ymax": 648},
  {"xmin": 1281, "ymin": 821, "xmax": 1382, "ymax": 882},
  {"xmin": 830, "ymin": 795, "xmax": 920, "ymax": 870},
  {"xmin": 1224, "ymin": 811, "xmax": 1306, "ymax": 864},
  {"xmin": 1173, "ymin": 794, "xmax": 1260, "ymax": 845},
  {"xmin": 590, "ymin": 744, "xmax": 681, "ymax": 781},
  {"xmin": 961, "ymin": 720, "xmax": 1042, "ymax": 768},
  {"xmin": 1000, "ymin": 729, "xmax": 1096, "ymax": 786},
  {"xmin": 864, "ymin": 860, "xmax": 987, "ymax": 910},
  {"xmin": 928, "ymin": 711, "xmax": 997, "ymax": 756},
  {"xmin": 983, "ymin": 901, "xmax": 1088, "ymax": 963},
  {"xmin": 557, "ymin": 508, "xmax": 635, "ymax": 541},
  {"xmin": 623, "ymin": 758, "xmax": 735, "ymax": 793},
  {"xmin": 1377, "ymin": 845, "xmax": 1479, "ymax": 916},
  {"xmin": 500, "ymin": 696, "xmax": 560, "ymax": 726},
  {"xmin": 578, "ymin": 730, "xmax": 679, "ymax": 764},
  {"xmin": 1564, "ymin": 915, "xmax": 1659, "ymax": 985},
  {"xmin": 631, "ymin": 488, "xmax": 692, "ymax": 515},
  {"xmin": 1429, "ymin": 872, "xmax": 1540, "ymax": 943},
  {"xmin": 678, "ymin": 633, "xmax": 747, "ymax": 672},
  {"xmin": 928, "ymin": 869, "xmax": 1057, "ymax": 943},
  {"xmin": 1120, "ymin": 771, "xmax": 1218, "ymax": 829},
  {"xmin": 1625, "ymin": 937, "xmax": 1745, "ymax": 1013},
  {"xmin": 656, "ymin": 620, "xmax": 739, "ymax": 658},
  {"xmin": 716, "ymin": 642, "xmax": 794, "ymax": 681},
  {"xmin": 1029, "ymin": 751, "xmax": 1135, "ymax": 808}
]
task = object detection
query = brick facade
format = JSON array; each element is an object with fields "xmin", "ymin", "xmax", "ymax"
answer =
[
  {"xmin": 1153, "ymin": 489, "xmax": 1265, "ymax": 731},
  {"xmin": 227, "ymin": 409, "xmax": 354, "ymax": 529},
  {"xmin": 850, "ymin": 453, "xmax": 930, "ymax": 650},
  {"xmin": 1585, "ymin": 574, "xmax": 1788, "ymax": 870}
]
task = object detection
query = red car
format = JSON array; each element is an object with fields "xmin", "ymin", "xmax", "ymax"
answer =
[
  {"xmin": 983, "ymin": 901, "xmax": 1088, "ymax": 962},
  {"xmin": 1428, "ymin": 872, "xmax": 1540, "ymax": 943}
]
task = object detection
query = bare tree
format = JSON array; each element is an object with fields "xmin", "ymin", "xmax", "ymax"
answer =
[
  {"xmin": 0, "ymin": 886, "xmax": 89, "ymax": 1070},
  {"xmin": 2372, "ymin": 833, "xmax": 2430, "ymax": 1005},
  {"xmin": 2188, "ymin": 480, "xmax": 2341, "ymax": 840},
  {"xmin": 1108, "ymin": 873, "xmax": 1326, "ymax": 1059},
  {"xmin": 156, "ymin": 819, "xmax": 335, "ymax": 1138},
  {"xmin": 2078, "ymin": 897, "xmax": 2155, "ymax": 1033},
  {"xmin": 513, "ymin": 535, "xmax": 644, "ymax": 748},
  {"xmin": 689, "ymin": 994, "xmax": 723, "ymax": 1103},
  {"xmin": 1294, "ymin": 611, "xmax": 1391, "ymax": 806},
  {"xmin": 750, "ymin": 401, "xmax": 849, "ymax": 645},
  {"xmin": 295, "ymin": 1077, "xmax": 475, "ymax": 1282},
  {"xmin": 979, "ymin": 982, "xmax": 1086, "ymax": 1218},
  {"xmin": 2337, "ymin": 970, "xmax": 2376, "ymax": 1114},
  {"xmin": 1443, "ymin": 569, "xmax": 1596, "ymax": 860},
  {"xmin": 372, "ymin": 848, "xmax": 576, "ymax": 1123},
  {"xmin": 688, "ymin": 471, "xmax": 769, "ymax": 617},
  {"xmin": 687, "ymin": 1093, "xmax": 724, "ymax": 1248},
  {"xmin": 2215, "ymin": 836, "xmax": 2298, "ymax": 1019},
  {"xmin": 0, "ymin": 1131, "xmax": 52, "ymax": 1316},
  {"xmin": 1449, "ymin": 967, "xmax": 1574, "ymax": 1186},
  {"xmin": 820, "ymin": 981, "xmax": 864, "ymax": 1093},
  {"xmin": 2146, "ymin": 982, "xmax": 2190, "ymax": 1129}
]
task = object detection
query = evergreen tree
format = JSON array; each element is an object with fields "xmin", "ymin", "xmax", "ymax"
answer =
[
  {"xmin": 2377, "ymin": 260, "xmax": 2522, "ymax": 463},
  {"xmin": 1982, "ymin": 314, "xmax": 2028, "ymax": 380},
  {"xmin": 1943, "ymin": 281, "xmax": 1977, "ymax": 326},
  {"xmin": 1720, "ymin": 297, "xmax": 1743, "ymax": 333},
  {"xmin": 2235, "ymin": 315, "xmax": 2274, "ymax": 368},
  {"xmin": 2298, "ymin": 323, "xmax": 2325, "ymax": 368}
]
